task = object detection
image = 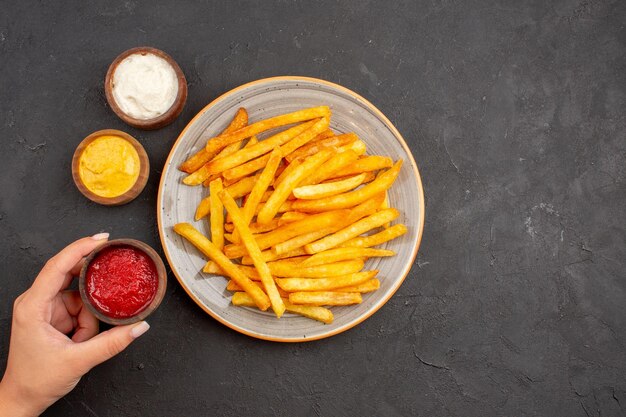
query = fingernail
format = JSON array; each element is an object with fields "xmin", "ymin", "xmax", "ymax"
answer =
[
  {"xmin": 91, "ymin": 232, "xmax": 110, "ymax": 241},
  {"xmin": 130, "ymin": 321, "xmax": 150, "ymax": 339}
]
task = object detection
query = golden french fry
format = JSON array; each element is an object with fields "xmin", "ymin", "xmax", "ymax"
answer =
[
  {"xmin": 278, "ymin": 211, "xmax": 310, "ymax": 225},
  {"xmin": 273, "ymin": 159, "xmax": 302, "ymax": 189},
  {"xmin": 334, "ymin": 278, "xmax": 381, "ymax": 293},
  {"xmin": 219, "ymin": 190, "xmax": 285, "ymax": 317},
  {"xmin": 339, "ymin": 224, "xmax": 408, "ymax": 248},
  {"xmin": 324, "ymin": 171, "xmax": 375, "ymax": 184},
  {"xmin": 283, "ymin": 299, "xmax": 334, "ymax": 324},
  {"xmin": 202, "ymin": 136, "xmax": 259, "ymax": 187},
  {"xmin": 276, "ymin": 270, "xmax": 377, "ymax": 292},
  {"xmin": 305, "ymin": 208, "xmax": 400, "ymax": 254},
  {"xmin": 208, "ymin": 178, "xmax": 224, "ymax": 250},
  {"xmin": 293, "ymin": 173, "xmax": 368, "ymax": 200},
  {"xmin": 337, "ymin": 139, "xmax": 367, "ymax": 156},
  {"xmin": 224, "ymin": 223, "xmax": 234, "ymax": 233},
  {"xmin": 224, "ymin": 116, "xmax": 329, "ymax": 183},
  {"xmin": 173, "ymin": 223, "xmax": 270, "ymax": 310},
  {"xmin": 285, "ymin": 133, "xmax": 358, "ymax": 162},
  {"xmin": 205, "ymin": 106, "xmax": 329, "ymax": 155},
  {"xmin": 222, "ymin": 174, "xmax": 261, "ymax": 199},
  {"xmin": 272, "ymin": 227, "xmax": 335, "ymax": 255},
  {"xmin": 299, "ymin": 149, "xmax": 360, "ymax": 186},
  {"xmin": 257, "ymin": 148, "xmax": 336, "ymax": 224},
  {"xmin": 225, "ymin": 200, "xmax": 293, "ymax": 224},
  {"xmin": 179, "ymin": 108, "xmax": 248, "ymax": 173},
  {"xmin": 195, "ymin": 196, "xmax": 211, "ymax": 221},
  {"xmin": 241, "ymin": 247, "xmax": 308, "ymax": 265},
  {"xmin": 232, "ymin": 147, "xmax": 282, "ymax": 243},
  {"xmin": 380, "ymin": 191, "xmax": 390, "ymax": 228},
  {"xmin": 289, "ymin": 291, "xmax": 362, "ymax": 306},
  {"xmin": 231, "ymin": 293, "xmax": 334, "ymax": 324},
  {"xmin": 223, "ymin": 209, "xmax": 350, "ymax": 258},
  {"xmin": 226, "ymin": 280, "xmax": 290, "ymax": 298},
  {"xmin": 184, "ymin": 121, "xmax": 314, "ymax": 186},
  {"xmin": 202, "ymin": 120, "xmax": 317, "ymax": 177},
  {"xmin": 292, "ymin": 160, "xmax": 403, "ymax": 212},
  {"xmin": 268, "ymin": 259, "xmax": 365, "ymax": 278},
  {"xmin": 329, "ymin": 155, "xmax": 393, "ymax": 178},
  {"xmin": 344, "ymin": 192, "xmax": 386, "ymax": 224},
  {"xmin": 300, "ymin": 248, "xmax": 394, "ymax": 267}
]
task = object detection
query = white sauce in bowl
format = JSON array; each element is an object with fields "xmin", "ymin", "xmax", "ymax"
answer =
[{"xmin": 111, "ymin": 53, "xmax": 178, "ymax": 120}]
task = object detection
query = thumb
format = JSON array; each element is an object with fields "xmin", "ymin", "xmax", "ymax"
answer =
[{"xmin": 74, "ymin": 321, "xmax": 150, "ymax": 371}]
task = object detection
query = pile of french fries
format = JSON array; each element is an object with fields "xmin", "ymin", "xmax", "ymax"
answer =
[{"xmin": 174, "ymin": 106, "xmax": 408, "ymax": 324}]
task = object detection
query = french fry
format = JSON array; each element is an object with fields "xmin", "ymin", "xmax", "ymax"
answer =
[
  {"xmin": 276, "ymin": 270, "xmax": 377, "ymax": 292},
  {"xmin": 173, "ymin": 223, "xmax": 270, "ymax": 310},
  {"xmin": 219, "ymin": 190, "xmax": 285, "ymax": 317},
  {"xmin": 179, "ymin": 108, "xmax": 248, "ymax": 173},
  {"xmin": 293, "ymin": 173, "xmax": 368, "ymax": 200},
  {"xmin": 231, "ymin": 293, "xmax": 334, "ymax": 324},
  {"xmin": 300, "ymin": 248, "xmax": 394, "ymax": 267},
  {"xmin": 226, "ymin": 116, "xmax": 329, "ymax": 183},
  {"xmin": 329, "ymin": 155, "xmax": 393, "ymax": 178},
  {"xmin": 202, "ymin": 136, "xmax": 259, "ymax": 187},
  {"xmin": 380, "ymin": 191, "xmax": 390, "ymax": 228},
  {"xmin": 339, "ymin": 224, "xmax": 408, "ymax": 248},
  {"xmin": 227, "ymin": 218, "xmax": 281, "ymax": 235},
  {"xmin": 338, "ymin": 139, "xmax": 367, "ymax": 156},
  {"xmin": 226, "ymin": 280, "xmax": 290, "ymax": 298},
  {"xmin": 344, "ymin": 192, "xmax": 386, "ymax": 223},
  {"xmin": 225, "ymin": 200, "xmax": 293, "ymax": 224},
  {"xmin": 241, "ymin": 247, "xmax": 308, "ymax": 265},
  {"xmin": 285, "ymin": 133, "xmax": 358, "ymax": 163},
  {"xmin": 305, "ymin": 208, "xmax": 400, "ymax": 254},
  {"xmin": 204, "ymin": 106, "xmax": 330, "ymax": 155},
  {"xmin": 334, "ymin": 279, "xmax": 381, "ymax": 293},
  {"xmin": 202, "ymin": 120, "xmax": 317, "ymax": 177},
  {"xmin": 289, "ymin": 291, "xmax": 362, "ymax": 306},
  {"xmin": 195, "ymin": 196, "xmax": 211, "ymax": 221},
  {"xmin": 223, "ymin": 209, "xmax": 350, "ymax": 258},
  {"xmin": 324, "ymin": 171, "xmax": 375, "ymax": 184},
  {"xmin": 267, "ymin": 259, "xmax": 365, "ymax": 278},
  {"xmin": 223, "ymin": 174, "xmax": 261, "ymax": 199},
  {"xmin": 184, "ymin": 120, "xmax": 314, "ymax": 186},
  {"xmin": 273, "ymin": 159, "xmax": 302, "ymax": 189},
  {"xmin": 232, "ymin": 147, "xmax": 282, "ymax": 243},
  {"xmin": 209, "ymin": 178, "xmax": 224, "ymax": 250},
  {"xmin": 283, "ymin": 299, "xmax": 334, "ymax": 324},
  {"xmin": 278, "ymin": 211, "xmax": 310, "ymax": 225},
  {"xmin": 299, "ymin": 149, "xmax": 360, "ymax": 186},
  {"xmin": 257, "ymin": 148, "xmax": 336, "ymax": 224},
  {"xmin": 272, "ymin": 227, "xmax": 336, "ymax": 255},
  {"xmin": 292, "ymin": 160, "xmax": 403, "ymax": 212}
]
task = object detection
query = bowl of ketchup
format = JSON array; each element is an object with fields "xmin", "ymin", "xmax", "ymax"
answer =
[{"xmin": 79, "ymin": 239, "xmax": 167, "ymax": 325}]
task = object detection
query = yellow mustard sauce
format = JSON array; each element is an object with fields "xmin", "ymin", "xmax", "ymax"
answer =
[{"xmin": 78, "ymin": 135, "xmax": 140, "ymax": 198}]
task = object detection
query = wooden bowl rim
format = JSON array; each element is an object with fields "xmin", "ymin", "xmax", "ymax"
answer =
[
  {"xmin": 78, "ymin": 238, "xmax": 167, "ymax": 326},
  {"xmin": 71, "ymin": 129, "xmax": 150, "ymax": 206},
  {"xmin": 105, "ymin": 46, "xmax": 187, "ymax": 130}
]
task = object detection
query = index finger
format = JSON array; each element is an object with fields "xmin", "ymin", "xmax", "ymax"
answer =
[{"xmin": 31, "ymin": 233, "xmax": 109, "ymax": 300}]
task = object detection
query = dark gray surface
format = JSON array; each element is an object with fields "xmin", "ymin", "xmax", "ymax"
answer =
[{"xmin": 1, "ymin": 0, "xmax": 625, "ymax": 416}]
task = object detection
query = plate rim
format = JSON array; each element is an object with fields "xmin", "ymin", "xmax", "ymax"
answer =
[{"xmin": 157, "ymin": 75, "xmax": 426, "ymax": 342}]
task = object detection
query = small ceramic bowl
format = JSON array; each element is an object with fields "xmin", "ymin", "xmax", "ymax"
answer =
[
  {"xmin": 105, "ymin": 47, "xmax": 187, "ymax": 130},
  {"xmin": 72, "ymin": 129, "xmax": 149, "ymax": 206},
  {"xmin": 79, "ymin": 239, "xmax": 167, "ymax": 326}
]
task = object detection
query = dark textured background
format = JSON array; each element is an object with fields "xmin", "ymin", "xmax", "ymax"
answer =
[{"xmin": 1, "ymin": 1, "xmax": 625, "ymax": 416}]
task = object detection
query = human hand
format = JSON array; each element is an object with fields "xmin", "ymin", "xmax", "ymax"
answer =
[{"xmin": 0, "ymin": 233, "xmax": 150, "ymax": 417}]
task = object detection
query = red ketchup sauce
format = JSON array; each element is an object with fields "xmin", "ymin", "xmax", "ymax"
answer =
[{"xmin": 86, "ymin": 245, "xmax": 158, "ymax": 319}]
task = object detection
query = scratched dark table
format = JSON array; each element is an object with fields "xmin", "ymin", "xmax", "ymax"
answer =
[{"xmin": 1, "ymin": 1, "xmax": 625, "ymax": 416}]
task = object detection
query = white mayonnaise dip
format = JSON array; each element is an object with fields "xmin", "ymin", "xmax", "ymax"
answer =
[{"xmin": 111, "ymin": 53, "xmax": 178, "ymax": 120}]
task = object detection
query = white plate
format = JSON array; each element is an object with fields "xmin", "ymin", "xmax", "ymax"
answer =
[{"xmin": 157, "ymin": 76, "xmax": 425, "ymax": 342}]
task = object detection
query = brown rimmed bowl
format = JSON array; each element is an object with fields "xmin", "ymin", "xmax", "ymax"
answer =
[
  {"xmin": 79, "ymin": 239, "xmax": 167, "ymax": 326},
  {"xmin": 105, "ymin": 47, "xmax": 187, "ymax": 130},
  {"xmin": 72, "ymin": 129, "xmax": 150, "ymax": 206}
]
